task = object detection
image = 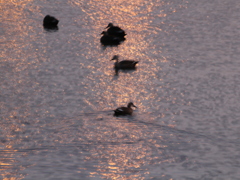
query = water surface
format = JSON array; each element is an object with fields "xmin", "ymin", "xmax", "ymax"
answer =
[{"xmin": 1, "ymin": 0, "xmax": 240, "ymax": 179}]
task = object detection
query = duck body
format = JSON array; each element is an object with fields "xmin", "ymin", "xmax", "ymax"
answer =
[
  {"xmin": 106, "ymin": 23, "xmax": 126, "ymax": 38},
  {"xmin": 100, "ymin": 31, "xmax": 124, "ymax": 46},
  {"xmin": 114, "ymin": 102, "xmax": 137, "ymax": 116},
  {"xmin": 111, "ymin": 55, "xmax": 139, "ymax": 70},
  {"xmin": 43, "ymin": 15, "xmax": 59, "ymax": 28},
  {"xmin": 114, "ymin": 60, "xmax": 139, "ymax": 69}
]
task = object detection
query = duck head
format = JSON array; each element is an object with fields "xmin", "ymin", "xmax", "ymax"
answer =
[
  {"xmin": 111, "ymin": 55, "xmax": 119, "ymax": 61},
  {"xmin": 106, "ymin": 23, "xmax": 114, "ymax": 28},
  {"xmin": 128, "ymin": 102, "xmax": 137, "ymax": 108}
]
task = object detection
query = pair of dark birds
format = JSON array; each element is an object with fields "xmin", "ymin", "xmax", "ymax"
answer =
[
  {"xmin": 43, "ymin": 16, "xmax": 124, "ymax": 46},
  {"xmin": 42, "ymin": 16, "xmax": 137, "ymax": 116},
  {"xmin": 111, "ymin": 55, "xmax": 138, "ymax": 116},
  {"xmin": 112, "ymin": 55, "xmax": 138, "ymax": 116},
  {"xmin": 100, "ymin": 23, "xmax": 126, "ymax": 46},
  {"xmin": 43, "ymin": 16, "xmax": 125, "ymax": 46},
  {"xmin": 101, "ymin": 24, "xmax": 138, "ymax": 74}
]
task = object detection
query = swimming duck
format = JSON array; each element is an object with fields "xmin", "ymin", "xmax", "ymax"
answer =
[
  {"xmin": 114, "ymin": 102, "xmax": 137, "ymax": 116},
  {"xmin": 100, "ymin": 31, "xmax": 124, "ymax": 46},
  {"xmin": 43, "ymin": 15, "xmax": 59, "ymax": 28},
  {"xmin": 111, "ymin": 55, "xmax": 139, "ymax": 71},
  {"xmin": 106, "ymin": 23, "xmax": 126, "ymax": 38}
]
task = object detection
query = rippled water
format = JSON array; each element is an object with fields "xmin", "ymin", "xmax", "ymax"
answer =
[{"xmin": 1, "ymin": 0, "xmax": 240, "ymax": 179}]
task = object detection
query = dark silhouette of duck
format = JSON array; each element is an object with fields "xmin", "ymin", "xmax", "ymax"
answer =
[
  {"xmin": 100, "ymin": 31, "xmax": 124, "ymax": 46},
  {"xmin": 43, "ymin": 15, "xmax": 59, "ymax": 30},
  {"xmin": 106, "ymin": 23, "xmax": 126, "ymax": 38},
  {"xmin": 111, "ymin": 55, "xmax": 139, "ymax": 75},
  {"xmin": 114, "ymin": 102, "xmax": 137, "ymax": 116}
]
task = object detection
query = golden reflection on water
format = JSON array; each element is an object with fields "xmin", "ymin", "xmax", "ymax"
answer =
[
  {"xmin": 80, "ymin": 118, "xmax": 171, "ymax": 180},
  {"xmin": 1, "ymin": 0, "xmax": 37, "ymax": 179},
  {"xmin": 73, "ymin": 0, "xmax": 178, "ymax": 178},
  {"xmin": 1, "ymin": 0, "xmax": 44, "ymax": 67},
  {"xmin": 88, "ymin": 141, "xmax": 150, "ymax": 179},
  {"xmin": 0, "ymin": 146, "xmax": 21, "ymax": 180}
]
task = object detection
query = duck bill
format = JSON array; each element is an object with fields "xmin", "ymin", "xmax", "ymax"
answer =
[
  {"xmin": 132, "ymin": 104, "xmax": 137, "ymax": 108},
  {"xmin": 111, "ymin": 55, "xmax": 118, "ymax": 60},
  {"xmin": 105, "ymin": 24, "xmax": 110, "ymax": 28}
]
